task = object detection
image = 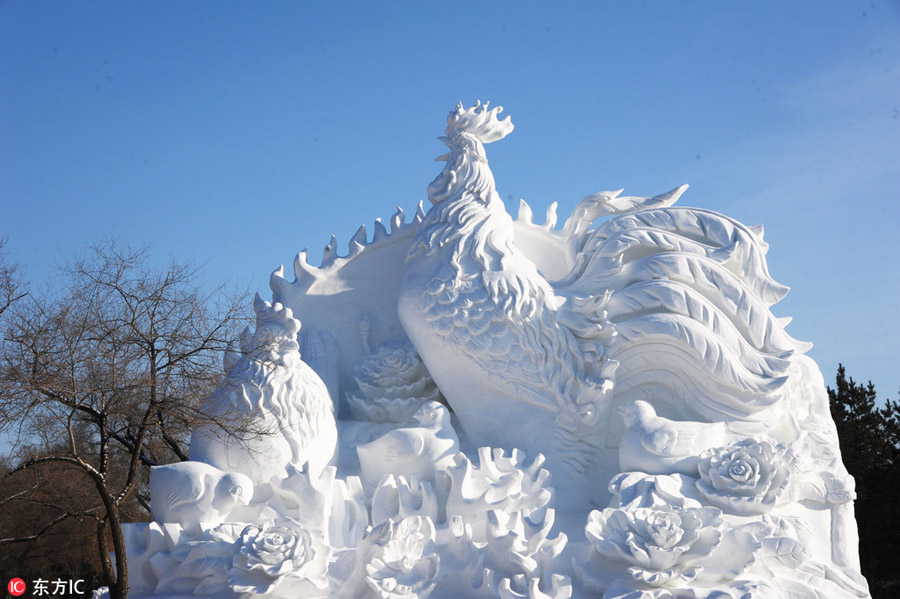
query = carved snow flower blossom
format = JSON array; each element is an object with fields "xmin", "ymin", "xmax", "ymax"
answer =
[
  {"xmin": 444, "ymin": 448, "xmax": 552, "ymax": 543},
  {"xmin": 349, "ymin": 343, "xmax": 443, "ymax": 423},
  {"xmin": 585, "ymin": 506, "xmax": 722, "ymax": 588},
  {"xmin": 696, "ymin": 440, "xmax": 792, "ymax": 515},
  {"xmin": 229, "ymin": 517, "xmax": 330, "ymax": 596},
  {"xmin": 363, "ymin": 516, "xmax": 440, "ymax": 599}
]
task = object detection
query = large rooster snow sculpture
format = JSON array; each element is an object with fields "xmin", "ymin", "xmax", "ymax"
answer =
[
  {"xmin": 120, "ymin": 102, "xmax": 869, "ymax": 599},
  {"xmin": 398, "ymin": 103, "xmax": 618, "ymax": 502},
  {"xmin": 397, "ymin": 102, "xmax": 805, "ymax": 506}
]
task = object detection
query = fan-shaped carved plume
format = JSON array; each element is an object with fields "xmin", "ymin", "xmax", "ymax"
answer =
[
  {"xmin": 271, "ymin": 203, "xmax": 426, "ymax": 298},
  {"xmin": 554, "ymin": 206, "xmax": 808, "ymax": 421},
  {"xmin": 269, "ymin": 204, "xmax": 426, "ymax": 410}
]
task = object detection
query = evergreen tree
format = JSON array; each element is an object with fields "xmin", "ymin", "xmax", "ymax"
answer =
[{"xmin": 828, "ymin": 364, "xmax": 900, "ymax": 598}]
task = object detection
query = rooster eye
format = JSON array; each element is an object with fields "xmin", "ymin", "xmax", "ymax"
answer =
[
  {"xmin": 231, "ymin": 486, "xmax": 242, "ymax": 496},
  {"xmin": 579, "ymin": 403, "xmax": 597, "ymax": 425}
]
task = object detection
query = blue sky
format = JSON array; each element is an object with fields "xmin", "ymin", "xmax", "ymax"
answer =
[{"xmin": 2, "ymin": 1, "xmax": 898, "ymax": 399}]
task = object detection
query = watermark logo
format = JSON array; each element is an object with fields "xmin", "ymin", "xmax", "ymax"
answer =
[
  {"xmin": 7, "ymin": 579, "xmax": 27, "ymax": 597},
  {"xmin": 32, "ymin": 580, "xmax": 85, "ymax": 596},
  {"xmin": 6, "ymin": 579, "xmax": 85, "ymax": 597}
]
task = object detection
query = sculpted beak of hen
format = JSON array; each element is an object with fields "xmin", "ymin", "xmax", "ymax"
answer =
[
  {"xmin": 414, "ymin": 409, "xmax": 434, "ymax": 426},
  {"xmin": 227, "ymin": 475, "xmax": 253, "ymax": 506}
]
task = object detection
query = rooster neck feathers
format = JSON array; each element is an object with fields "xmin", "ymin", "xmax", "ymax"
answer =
[{"xmin": 410, "ymin": 104, "xmax": 556, "ymax": 313}]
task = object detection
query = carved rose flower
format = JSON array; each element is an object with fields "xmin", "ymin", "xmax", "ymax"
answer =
[
  {"xmin": 363, "ymin": 516, "xmax": 440, "ymax": 599},
  {"xmin": 357, "ymin": 344, "xmax": 428, "ymax": 395},
  {"xmin": 229, "ymin": 518, "xmax": 330, "ymax": 596},
  {"xmin": 696, "ymin": 440, "xmax": 792, "ymax": 515},
  {"xmin": 586, "ymin": 506, "xmax": 722, "ymax": 588},
  {"xmin": 349, "ymin": 343, "xmax": 442, "ymax": 423}
]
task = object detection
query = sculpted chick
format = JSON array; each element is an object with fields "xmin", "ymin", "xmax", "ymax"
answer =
[
  {"xmin": 356, "ymin": 400, "xmax": 459, "ymax": 487},
  {"xmin": 619, "ymin": 399, "xmax": 726, "ymax": 476},
  {"xmin": 149, "ymin": 461, "xmax": 253, "ymax": 526}
]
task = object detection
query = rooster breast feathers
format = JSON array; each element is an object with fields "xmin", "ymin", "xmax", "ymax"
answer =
[{"xmin": 409, "ymin": 213, "xmax": 604, "ymax": 417}]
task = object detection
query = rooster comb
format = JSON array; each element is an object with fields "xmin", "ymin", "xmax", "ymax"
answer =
[
  {"xmin": 251, "ymin": 293, "xmax": 301, "ymax": 338},
  {"xmin": 445, "ymin": 100, "xmax": 514, "ymax": 144}
]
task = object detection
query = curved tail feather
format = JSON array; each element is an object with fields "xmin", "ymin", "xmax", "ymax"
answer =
[{"xmin": 553, "ymin": 191, "xmax": 807, "ymax": 420}]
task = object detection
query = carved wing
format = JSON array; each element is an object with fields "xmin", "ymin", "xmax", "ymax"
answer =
[{"xmin": 270, "ymin": 206, "xmax": 426, "ymax": 409}]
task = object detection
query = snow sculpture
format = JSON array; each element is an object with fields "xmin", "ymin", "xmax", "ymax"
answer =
[
  {"xmin": 230, "ymin": 517, "xmax": 332, "ymax": 596},
  {"xmin": 356, "ymin": 401, "xmax": 459, "ymax": 488},
  {"xmin": 149, "ymin": 462, "xmax": 253, "ymax": 526},
  {"xmin": 347, "ymin": 340, "xmax": 445, "ymax": 424},
  {"xmin": 694, "ymin": 439, "xmax": 793, "ymax": 515},
  {"xmin": 121, "ymin": 102, "xmax": 870, "ymax": 599},
  {"xmin": 584, "ymin": 504, "xmax": 724, "ymax": 588},
  {"xmin": 344, "ymin": 515, "xmax": 441, "ymax": 599},
  {"xmin": 190, "ymin": 295, "xmax": 338, "ymax": 483},
  {"xmin": 620, "ymin": 400, "xmax": 726, "ymax": 477}
]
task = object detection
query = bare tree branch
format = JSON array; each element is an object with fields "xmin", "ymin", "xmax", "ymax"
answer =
[
  {"xmin": 5, "ymin": 455, "xmax": 101, "ymax": 480},
  {"xmin": 0, "ymin": 238, "xmax": 27, "ymax": 319},
  {"xmin": 0, "ymin": 512, "xmax": 70, "ymax": 544}
]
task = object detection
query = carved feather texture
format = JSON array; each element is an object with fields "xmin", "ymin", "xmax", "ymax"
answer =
[
  {"xmin": 613, "ymin": 314, "xmax": 789, "ymax": 396},
  {"xmin": 588, "ymin": 208, "xmax": 788, "ymax": 304},
  {"xmin": 549, "ymin": 198, "xmax": 804, "ymax": 418},
  {"xmin": 418, "ymin": 264, "xmax": 568, "ymax": 412},
  {"xmin": 607, "ymin": 280, "xmax": 807, "ymax": 356}
]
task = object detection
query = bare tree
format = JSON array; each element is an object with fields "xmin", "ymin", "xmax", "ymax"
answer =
[
  {"xmin": 0, "ymin": 241, "xmax": 249, "ymax": 599},
  {"xmin": 0, "ymin": 238, "xmax": 27, "ymax": 318}
]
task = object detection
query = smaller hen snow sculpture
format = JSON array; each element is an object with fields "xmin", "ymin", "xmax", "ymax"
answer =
[{"xmin": 190, "ymin": 294, "xmax": 338, "ymax": 485}]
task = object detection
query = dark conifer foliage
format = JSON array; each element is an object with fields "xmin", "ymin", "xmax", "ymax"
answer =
[{"xmin": 829, "ymin": 364, "xmax": 900, "ymax": 598}]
